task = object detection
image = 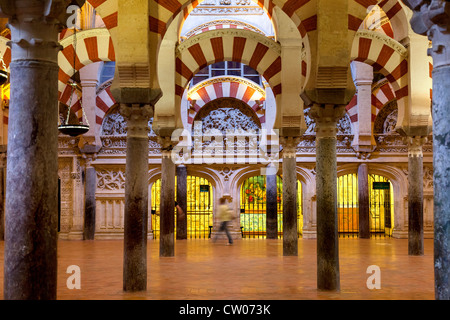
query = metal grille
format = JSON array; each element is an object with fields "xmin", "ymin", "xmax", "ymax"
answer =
[
  {"xmin": 240, "ymin": 175, "xmax": 303, "ymax": 239},
  {"xmin": 337, "ymin": 173, "xmax": 394, "ymax": 238},
  {"xmin": 337, "ymin": 173, "xmax": 359, "ymax": 238},
  {"xmin": 150, "ymin": 176, "xmax": 213, "ymax": 240},
  {"xmin": 186, "ymin": 176, "xmax": 213, "ymax": 239},
  {"xmin": 369, "ymin": 174, "xmax": 394, "ymax": 238},
  {"xmin": 150, "ymin": 178, "xmax": 163, "ymax": 240}
]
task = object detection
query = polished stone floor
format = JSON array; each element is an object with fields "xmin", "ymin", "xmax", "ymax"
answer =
[{"xmin": 0, "ymin": 238, "xmax": 434, "ymax": 300}]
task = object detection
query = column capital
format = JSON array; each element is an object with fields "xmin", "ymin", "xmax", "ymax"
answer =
[
  {"xmin": 405, "ymin": 0, "xmax": 450, "ymax": 67},
  {"xmin": 404, "ymin": 135, "xmax": 428, "ymax": 157},
  {"xmin": 119, "ymin": 104, "xmax": 153, "ymax": 138},
  {"xmin": 308, "ymin": 104, "xmax": 347, "ymax": 138},
  {"xmin": 81, "ymin": 152, "xmax": 97, "ymax": 168},
  {"xmin": 158, "ymin": 136, "xmax": 176, "ymax": 159},
  {"xmin": 2, "ymin": 0, "xmax": 76, "ymax": 63},
  {"xmin": 280, "ymin": 136, "xmax": 300, "ymax": 159}
]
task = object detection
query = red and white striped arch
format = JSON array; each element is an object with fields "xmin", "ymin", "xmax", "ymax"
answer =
[
  {"xmin": 187, "ymin": 76, "xmax": 266, "ymax": 125},
  {"xmin": 96, "ymin": 84, "xmax": 116, "ymax": 127},
  {"xmin": 351, "ymin": 30, "xmax": 408, "ymax": 125},
  {"xmin": 349, "ymin": 0, "xmax": 407, "ymax": 40},
  {"xmin": 87, "ymin": 0, "xmax": 118, "ymax": 31},
  {"xmin": 346, "ymin": 78, "xmax": 396, "ymax": 135},
  {"xmin": 59, "ymin": 83, "xmax": 84, "ymax": 121},
  {"xmin": 150, "ymin": 0, "xmax": 318, "ymax": 40},
  {"xmin": 176, "ymin": 29, "xmax": 282, "ymax": 98},
  {"xmin": 58, "ymin": 28, "xmax": 115, "ymax": 98}
]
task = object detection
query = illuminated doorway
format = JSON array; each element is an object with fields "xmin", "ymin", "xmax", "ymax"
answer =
[
  {"xmin": 239, "ymin": 175, "xmax": 303, "ymax": 239},
  {"xmin": 369, "ymin": 174, "xmax": 394, "ymax": 237},
  {"xmin": 337, "ymin": 173, "xmax": 394, "ymax": 238},
  {"xmin": 150, "ymin": 175, "xmax": 214, "ymax": 239}
]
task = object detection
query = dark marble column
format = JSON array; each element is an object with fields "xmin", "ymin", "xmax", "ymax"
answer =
[
  {"xmin": 358, "ymin": 163, "xmax": 370, "ymax": 239},
  {"xmin": 1, "ymin": 0, "xmax": 67, "ymax": 300},
  {"xmin": 266, "ymin": 171, "xmax": 278, "ymax": 239},
  {"xmin": 281, "ymin": 137, "xmax": 299, "ymax": 255},
  {"xmin": 121, "ymin": 104, "xmax": 152, "ymax": 292},
  {"xmin": 176, "ymin": 165, "xmax": 188, "ymax": 240},
  {"xmin": 405, "ymin": 0, "xmax": 450, "ymax": 299},
  {"xmin": 160, "ymin": 136, "xmax": 176, "ymax": 257},
  {"xmin": 83, "ymin": 155, "xmax": 97, "ymax": 240},
  {"xmin": 309, "ymin": 104, "xmax": 346, "ymax": 291},
  {"xmin": 407, "ymin": 136, "xmax": 426, "ymax": 256}
]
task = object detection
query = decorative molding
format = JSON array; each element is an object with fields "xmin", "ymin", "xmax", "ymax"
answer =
[
  {"xmin": 191, "ymin": 0, "xmax": 264, "ymax": 15},
  {"xmin": 183, "ymin": 19, "xmax": 266, "ymax": 40},
  {"xmin": 97, "ymin": 168, "xmax": 126, "ymax": 191}
]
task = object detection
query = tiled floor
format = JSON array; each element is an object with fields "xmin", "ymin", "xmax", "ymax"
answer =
[{"xmin": 0, "ymin": 238, "xmax": 435, "ymax": 300}]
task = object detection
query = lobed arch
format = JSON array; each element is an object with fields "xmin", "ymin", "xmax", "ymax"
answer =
[{"xmin": 186, "ymin": 76, "xmax": 266, "ymax": 126}]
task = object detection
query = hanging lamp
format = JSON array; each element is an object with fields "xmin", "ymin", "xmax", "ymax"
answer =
[{"xmin": 58, "ymin": 27, "xmax": 90, "ymax": 137}]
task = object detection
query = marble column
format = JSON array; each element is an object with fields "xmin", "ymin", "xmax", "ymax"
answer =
[
  {"xmin": 176, "ymin": 165, "xmax": 188, "ymax": 240},
  {"xmin": 160, "ymin": 136, "xmax": 176, "ymax": 257},
  {"xmin": 1, "ymin": 0, "xmax": 66, "ymax": 300},
  {"xmin": 266, "ymin": 170, "xmax": 278, "ymax": 240},
  {"xmin": 358, "ymin": 163, "xmax": 370, "ymax": 239},
  {"xmin": 281, "ymin": 137, "xmax": 299, "ymax": 255},
  {"xmin": 406, "ymin": 136, "xmax": 426, "ymax": 256},
  {"xmin": 83, "ymin": 154, "xmax": 97, "ymax": 240},
  {"xmin": 405, "ymin": 0, "xmax": 450, "ymax": 299},
  {"xmin": 120, "ymin": 104, "xmax": 152, "ymax": 292},
  {"xmin": 309, "ymin": 104, "xmax": 346, "ymax": 291}
]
